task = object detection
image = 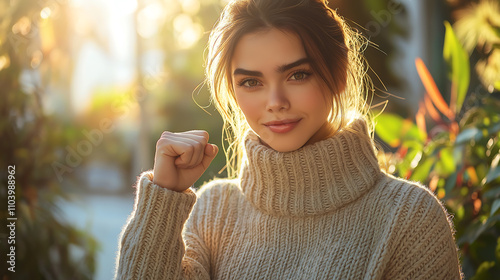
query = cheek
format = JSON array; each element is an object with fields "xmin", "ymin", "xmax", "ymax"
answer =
[
  {"xmin": 235, "ymin": 93, "xmax": 262, "ymax": 123},
  {"xmin": 295, "ymin": 88, "xmax": 330, "ymax": 116}
]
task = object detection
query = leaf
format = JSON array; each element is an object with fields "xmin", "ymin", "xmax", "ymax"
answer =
[
  {"xmin": 443, "ymin": 21, "xmax": 470, "ymax": 114},
  {"xmin": 484, "ymin": 166, "xmax": 500, "ymax": 185},
  {"xmin": 438, "ymin": 147, "xmax": 456, "ymax": 175},
  {"xmin": 456, "ymin": 127, "xmax": 482, "ymax": 144},
  {"xmin": 444, "ymin": 171, "xmax": 458, "ymax": 196},
  {"xmin": 488, "ymin": 122, "xmax": 500, "ymax": 135},
  {"xmin": 375, "ymin": 113, "xmax": 405, "ymax": 147},
  {"xmin": 495, "ymin": 81, "xmax": 500, "ymax": 91},
  {"xmin": 491, "ymin": 199, "xmax": 500, "ymax": 216},
  {"xmin": 471, "ymin": 261, "xmax": 495, "ymax": 280},
  {"xmin": 467, "ymin": 166, "xmax": 479, "ymax": 185},
  {"xmin": 415, "ymin": 58, "xmax": 455, "ymax": 120},
  {"xmin": 410, "ymin": 157, "xmax": 435, "ymax": 183},
  {"xmin": 484, "ymin": 186, "xmax": 500, "ymax": 200},
  {"xmin": 375, "ymin": 113, "xmax": 425, "ymax": 148},
  {"xmin": 424, "ymin": 95, "xmax": 442, "ymax": 122},
  {"xmin": 416, "ymin": 104, "xmax": 427, "ymax": 136},
  {"xmin": 458, "ymin": 215, "xmax": 500, "ymax": 245}
]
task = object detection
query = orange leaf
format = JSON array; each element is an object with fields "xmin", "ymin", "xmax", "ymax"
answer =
[
  {"xmin": 450, "ymin": 122, "xmax": 459, "ymax": 141},
  {"xmin": 466, "ymin": 166, "xmax": 479, "ymax": 185},
  {"xmin": 390, "ymin": 139, "xmax": 401, "ymax": 148},
  {"xmin": 402, "ymin": 119, "xmax": 414, "ymax": 135},
  {"xmin": 416, "ymin": 103, "xmax": 427, "ymax": 137},
  {"xmin": 424, "ymin": 95, "xmax": 442, "ymax": 123},
  {"xmin": 405, "ymin": 170, "xmax": 412, "ymax": 179},
  {"xmin": 429, "ymin": 175, "xmax": 439, "ymax": 192},
  {"xmin": 437, "ymin": 188, "xmax": 445, "ymax": 199},
  {"xmin": 398, "ymin": 146, "xmax": 408, "ymax": 158},
  {"xmin": 415, "ymin": 58, "xmax": 454, "ymax": 120},
  {"xmin": 473, "ymin": 199, "xmax": 482, "ymax": 215},
  {"xmin": 471, "ymin": 191, "xmax": 481, "ymax": 215}
]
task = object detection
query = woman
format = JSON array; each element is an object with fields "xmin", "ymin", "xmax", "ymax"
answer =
[{"xmin": 115, "ymin": 0, "xmax": 463, "ymax": 279}]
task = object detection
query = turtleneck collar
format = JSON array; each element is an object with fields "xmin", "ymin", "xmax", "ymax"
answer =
[{"xmin": 238, "ymin": 119, "xmax": 382, "ymax": 217}]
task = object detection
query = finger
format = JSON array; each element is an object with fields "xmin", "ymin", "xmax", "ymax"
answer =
[
  {"xmin": 167, "ymin": 133, "xmax": 208, "ymax": 166},
  {"xmin": 180, "ymin": 130, "xmax": 209, "ymax": 140},
  {"xmin": 158, "ymin": 130, "xmax": 210, "ymax": 167},
  {"xmin": 162, "ymin": 130, "xmax": 208, "ymax": 142},
  {"xmin": 174, "ymin": 138, "xmax": 204, "ymax": 168},
  {"xmin": 174, "ymin": 130, "xmax": 209, "ymax": 144},
  {"xmin": 200, "ymin": 143, "xmax": 219, "ymax": 170},
  {"xmin": 157, "ymin": 138, "xmax": 196, "ymax": 168},
  {"xmin": 161, "ymin": 132, "xmax": 208, "ymax": 152},
  {"xmin": 159, "ymin": 133, "xmax": 206, "ymax": 165}
]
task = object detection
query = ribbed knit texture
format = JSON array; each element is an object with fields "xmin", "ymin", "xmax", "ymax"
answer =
[{"xmin": 115, "ymin": 119, "xmax": 463, "ymax": 279}]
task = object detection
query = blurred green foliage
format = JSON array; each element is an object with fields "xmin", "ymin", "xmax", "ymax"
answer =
[
  {"xmin": 375, "ymin": 5, "xmax": 500, "ymax": 277},
  {"xmin": 150, "ymin": 0, "xmax": 228, "ymax": 186},
  {"xmin": 2, "ymin": 0, "xmax": 498, "ymax": 278},
  {"xmin": 454, "ymin": 0, "xmax": 500, "ymax": 92},
  {"xmin": 0, "ymin": 0, "xmax": 97, "ymax": 279},
  {"xmin": 334, "ymin": 0, "xmax": 410, "ymax": 116}
]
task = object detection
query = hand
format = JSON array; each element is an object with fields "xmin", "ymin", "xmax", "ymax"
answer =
[{"xmin": 153, "ymin": 130, "xmax": 218, "ymax": 192}]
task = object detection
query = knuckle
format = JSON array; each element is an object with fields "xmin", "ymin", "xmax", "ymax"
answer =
[
  {"xmin": 156, "ymin": 138, "xmax": 166, "ymax": 148},
  {"xmin": 194, "ymin": 140, "xmax": 204, "ymax": 150},
  {"xmin": 200, "ymin": 130, "xmax": 209, "ymax": 139},
  {"xmin": 190, "ymin": 130, "xmax": 209, "ymax": 139},
  {"xmin": 192, "ymin": 134, "xmax": 206, "ymax": 144},
  {"xmin": 185, "ymin": 144, "xmax": 195, "ymax": 154},
  {"xmin": 161, "ymin": 131, "xmax": 172, "ymax": 137}
]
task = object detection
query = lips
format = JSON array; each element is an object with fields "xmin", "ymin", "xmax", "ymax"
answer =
[
  {"xmin": 264, "ymin": 118, "xmax": 302, "ymax": 133},
  {"xmin": 263, "ymin": 118, "xmax": 302, "ymax": 126}
]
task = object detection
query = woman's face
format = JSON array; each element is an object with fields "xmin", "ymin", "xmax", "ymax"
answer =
[{"xmin": 231, "ymin": 28, "xmax": 333, "ymax": 152}]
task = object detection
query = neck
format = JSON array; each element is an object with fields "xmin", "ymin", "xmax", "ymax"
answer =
[
  {"xmin": 304, "ymin": 120, "xmax": 337, "ymax": 146},
  {"xmin": 238, "ymin": 118, "xmax": 382, "ymax": 217}
]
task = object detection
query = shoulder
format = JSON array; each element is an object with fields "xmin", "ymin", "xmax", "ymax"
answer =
[
  {"xmin": 377, "ymin": 172, "xmax": 445, "ymax": 207},
  {"xmin": 376, "ymin": 175, "xmax": 462, "ymax": 279},
  {"xmin": 185, "ymin": 177, "xmax": 243, "ymax": 233},
  {"xmin": 375, "ymin": 172, "xmax": 455, "ymax": 232},
  {"xmin": 196, "ymin": 177, "xmax": 240, "ymax": 198},
  {"xmin": 191, "ymin": 177, "xmax": 243, "ymax": 210}
]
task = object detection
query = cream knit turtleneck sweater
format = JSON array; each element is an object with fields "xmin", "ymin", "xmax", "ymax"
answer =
[{"xmin": 115, "ymin": 119, "xmax": 463, "ymax": 279}]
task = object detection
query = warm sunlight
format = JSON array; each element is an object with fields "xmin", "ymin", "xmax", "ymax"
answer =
[{"xmin": 2, "ymin": 0, "xmax": 499, "ymax": 279}]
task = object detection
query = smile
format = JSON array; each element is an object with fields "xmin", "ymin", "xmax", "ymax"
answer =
[{"xmin": 264, "ymin": 119, "xmax": 302, "ymax": 133}]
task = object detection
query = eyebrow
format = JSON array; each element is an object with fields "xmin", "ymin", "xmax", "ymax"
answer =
[{"xmin": 233, "ymin": 57, "xmax": 310, "ymax": 77}]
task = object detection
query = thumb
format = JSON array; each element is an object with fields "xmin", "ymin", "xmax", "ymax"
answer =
[{"xmin": 201, "ymin": 143, "xmax": 218, "ymax": 167}]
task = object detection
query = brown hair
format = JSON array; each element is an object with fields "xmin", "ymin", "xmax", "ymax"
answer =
[{"xmin": 206, "ymin": 0, "xmax": 373, "ymax": 178}]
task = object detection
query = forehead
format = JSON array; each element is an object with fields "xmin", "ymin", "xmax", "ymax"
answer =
[{"xmin": 231, "ymin": 28, "xmax": 307, "ymax": 71}]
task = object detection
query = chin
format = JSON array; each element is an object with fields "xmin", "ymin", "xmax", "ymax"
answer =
[
  {"xmin": 261, "ymin": 138, "xmax": 307, "ymax": 152},
  {"xmin": 254, "ymin": 127, "xmax": 310, "ymax": 152},
  {"xmin": 271, "ymin": 145, "xmax": 297, "ymax": 152}
]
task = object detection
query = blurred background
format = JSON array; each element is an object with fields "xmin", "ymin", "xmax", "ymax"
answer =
[{"xmin": 0, "ymin": 0, "xmax": 499, "ymax": 279}]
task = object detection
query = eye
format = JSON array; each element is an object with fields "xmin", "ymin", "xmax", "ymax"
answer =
[
  {"xmin": 238, "ymin": 79, "xmax": 261, "ymax": 88},
  {"xmin": 289, "ymin": 70, "xmax": 312, "ymax": 81}
]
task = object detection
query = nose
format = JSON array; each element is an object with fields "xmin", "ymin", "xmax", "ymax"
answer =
[{"xmin": 266, "ymin": 85, "xmax": 290, "ymax": 112}]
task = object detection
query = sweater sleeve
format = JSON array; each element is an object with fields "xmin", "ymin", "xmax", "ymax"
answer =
[
  {"xmin": 384, "ymin": 185, "xmax": 463, "ymax": 280},
  {"xmin": 114, "ymin": 171, "xmax": 211, "ymax": 280}
]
